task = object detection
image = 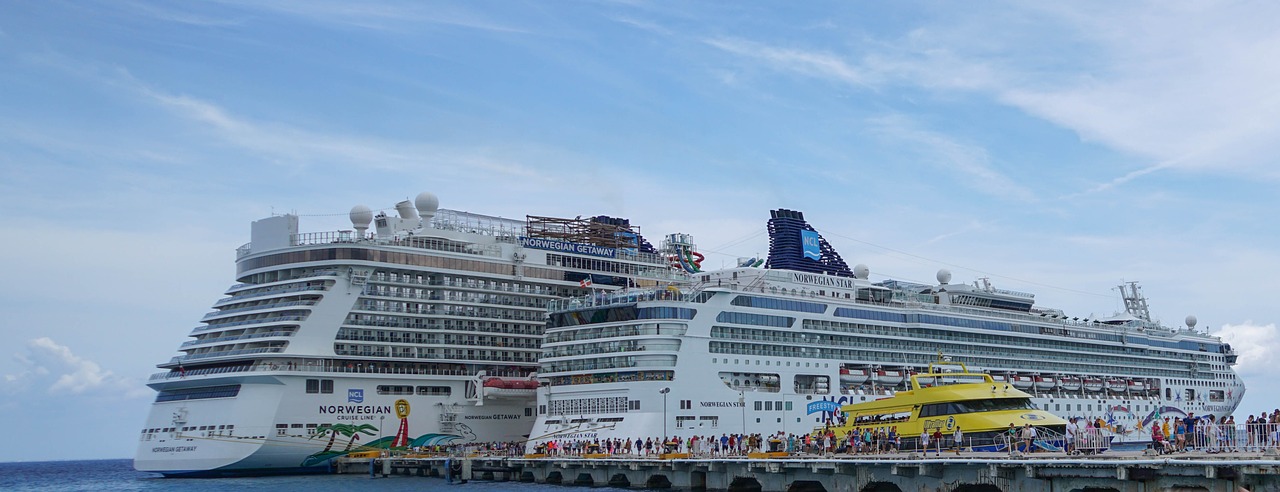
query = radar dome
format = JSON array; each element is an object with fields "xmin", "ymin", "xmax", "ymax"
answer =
[
  {"xmin": 937, "ymin": 269, "xmax": 952, "ymax": 284},
  {"xmin": 349, "ymin": 205, "xmax": 373, "ymax": 235},
  {"xmin": 853, "ymin": 264, "xmax": 869, "ymax": 280},
  {"xmin": 415, "ymin": 192, "xmax": 439, "ymax": 221},
  {"xmin": 1185, "ymin": 315, "xmax": 1198, "ymax": 329}
]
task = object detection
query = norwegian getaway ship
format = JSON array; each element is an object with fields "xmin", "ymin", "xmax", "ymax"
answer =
[
  {"xmin": 528, "ymin": 209, "xmax": 1244, "ymax": 451},
  {"xmin": 135, "ymin": 192, "xmax": 687, "ymax": 476}
]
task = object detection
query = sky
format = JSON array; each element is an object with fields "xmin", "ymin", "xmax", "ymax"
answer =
[{"xmin": 2, "ymin": 0, "xmax": 1279, "ymax": 462}]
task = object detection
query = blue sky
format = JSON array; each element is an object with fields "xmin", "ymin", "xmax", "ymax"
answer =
[{"xmin": 3, "ymin": 1, "xmax": 1279, "ymax": 461}]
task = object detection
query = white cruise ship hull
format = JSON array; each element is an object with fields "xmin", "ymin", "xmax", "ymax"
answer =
[{"xmin": 136, "ymin": 372, "xmax": 533, "ymax": 476}]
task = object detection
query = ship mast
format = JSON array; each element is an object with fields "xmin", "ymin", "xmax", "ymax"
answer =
[{"xmin": 1119, "ymin": 281, "xmax": 1151, "ymax": 322}]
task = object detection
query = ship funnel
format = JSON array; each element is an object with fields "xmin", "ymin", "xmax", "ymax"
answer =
[{"xmin": 395, "ymin": 200, "xmax": 417, "ymax": 219}]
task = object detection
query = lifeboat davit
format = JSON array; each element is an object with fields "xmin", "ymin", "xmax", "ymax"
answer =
[
  {"xmin": 1033, "ymin": 375, "xmax": 1057, "ymax": 391},
  {"xmin": 1083, "ymin": 378, "xmax": 1104, "ymax": 392},
  {"xmin": 1010, "ymin": 374, "xmax": 1033, "ymax": 390},
  {"xmin": 840, "ymin": 367, "xmax": 870, "ymax": 385},
  {"xmin": 1059, "ymin": 377, "xmax": 1082, "ymax": 392}
]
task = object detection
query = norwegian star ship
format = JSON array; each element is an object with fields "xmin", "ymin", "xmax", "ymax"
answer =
[
  {"xmin": 135, "ymin": 192, "xmax": 684, "ymax": 476},
  {"xmin": 529, "ymin": 209, "xmax": 1244, "ymax": 450}
]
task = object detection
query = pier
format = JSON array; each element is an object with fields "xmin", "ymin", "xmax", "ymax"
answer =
[{"xmin": 336, "ymin": 451, "xmax": 1280, "ymax": 491}]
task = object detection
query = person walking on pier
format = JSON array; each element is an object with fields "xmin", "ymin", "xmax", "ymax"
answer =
[
  {"xmin": 953, "ymin": 426, "xmax": 963, "ymax": 455},
  {"xmin": 931, "ymin": 428, "xmax": 944, "ymax": 456}
]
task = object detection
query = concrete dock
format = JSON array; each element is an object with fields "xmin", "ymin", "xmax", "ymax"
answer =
[{"xmin": 336, "ymin": 451, "xmax": 1280, "ymax": 491}]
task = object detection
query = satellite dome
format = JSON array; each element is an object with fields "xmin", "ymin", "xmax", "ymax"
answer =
[
  {"xmin": 415, "ymin": 192, "xmax": 439, "ymax": 220},
  {"xmin": 853, "ymin": 264, "xmax": 869, "ymax": 280},
  {"xmin": 1185, "ymin": 315, "xmax": 1198, "ymax": 329},
  {"xmin": 937, "ymin": 269, "xmax": 952, "ymax": 285},
  {"xmin": 348, "ymin": 205, "xmax": 373, "ymax": 225},
  {"xmin": 349, "ymin": 205, "xmax": 373, "ymax": 235}
]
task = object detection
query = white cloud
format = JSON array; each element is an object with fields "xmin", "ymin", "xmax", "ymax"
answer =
[
  {"xmin": 704, "ymin": 4, "xmax": 1280, "ymax": 188},
  {"xmin": 3, "ymin": 338, "xmax": 149, "ymax": 398},
  {"xmin": 1214, "ymin": 321, "xmax": 1278, "ymax": 377},
  {"xmin": 866, "ymin": 114, "xmax": 1035, "ymax": 202},
  {"xmin": 704, "ymin": 37, "xmax": 870, "ymax": 87}
]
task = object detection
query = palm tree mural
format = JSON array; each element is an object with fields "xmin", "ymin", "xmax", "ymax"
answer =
[
  {"xmin": 342, "ymin": 424, "xmax": 378, "ymax": 451},
  {"xmin": 311, "ymin": 423, "xmax": 353, "ymax": 453}
]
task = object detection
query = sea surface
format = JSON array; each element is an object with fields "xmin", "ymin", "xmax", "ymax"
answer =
[{"xmin": 0, "ymin": 459, "xmax": 625, "ymax": 492}]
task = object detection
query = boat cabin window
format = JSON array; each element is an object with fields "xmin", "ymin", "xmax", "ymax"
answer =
[{"xmin": 918, "ymin": 398, "xmax": 1035, "ymax": 417}]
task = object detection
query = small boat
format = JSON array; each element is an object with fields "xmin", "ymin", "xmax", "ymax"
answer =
[
  {"xmin": 1010, "ymin": 374, "xmax": 1033, "ymax": 390},
  {"xmin": 1083, "ymin": 378, "xmax": 1104, "ymax": 392},
  {"xmin": 1033, "ymin": 375, "xmax": 1057, "ymax": 391},
  {"xmin": 1127, "ymin": 380, "xmax": 1146, "ymax": 392},
  {"xmin": 1106, "ymin": 379, "xmax": 1127, "ymax": 392},
  {"xmin": 481, "ymin": 377, "xmax": 538, "ymax": 398},
  {"xmin": 875, "ymin": 369, "xmax": 905, "ymax": 385},
  {"xmin": 839, "ymin": 367, "xmax": 870, "ymax": 385},
  {"xmin": 1059, "ymin": 376, "xmax": 1082, "ymax": 392},
  {"xmin": 819, "ymin": 358, "xmax": 1069, "ymax": 452}
]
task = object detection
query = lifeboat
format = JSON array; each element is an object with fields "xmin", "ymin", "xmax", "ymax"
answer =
[
  {"xmin": 990, "ymin": 374, "xmax": 1010, "ymax": 384},
  {"xmin": 1059, "ymin": 376, "xmax": 1082, "ymax": 392},
  {"xmin": 839, "ymin": 367, "xmax": 870, "ymax": 385},
  {"xmin": 482, "ymin": 377, "xmax": 539, "ymax": 398},
  {"xmin": 1083, "ymin": 378, "xmax": 1104, "ymax": 392},
  {"xmin": 1033, "ymin": 375, "xmax": 1057, "ymax": 391},
  {"xmin": 875, "ymin": 369, "xmax": 905, "ymax": 385},
  {"xmin": 1010, "ymin": 374, "xmax": 1033, "ymax": 390},
  {"xmin": 1106, "ymin": 379, "xmax": 1127, "ymax": 392},
  {"xmin": 1128, "ymin": 380, "xmax": 1146, "ymax": 392}
]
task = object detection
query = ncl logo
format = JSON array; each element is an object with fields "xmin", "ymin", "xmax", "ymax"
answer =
[
  {"xmin": 348, "ymin": 389, "xmax": 364, "ymax": 403},
  {"xmin": 801, "ymin": 230, "xmax": 821, "ymax": 261}
]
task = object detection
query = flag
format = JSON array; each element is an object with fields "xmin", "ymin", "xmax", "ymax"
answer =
[{"xmin": 579, "ymin": 278, "xmax": 592, "ymax": 288}]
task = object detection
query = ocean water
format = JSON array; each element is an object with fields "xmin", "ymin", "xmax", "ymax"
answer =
[{"xmin": 0, "ymin": 459, "xmax": 625, "ymax": 492}]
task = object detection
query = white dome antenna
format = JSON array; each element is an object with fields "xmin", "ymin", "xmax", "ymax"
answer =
[
  {"xmin": 853, "ymin": 264, "xmax": 869, "ymax": 280},
  {"xmin": 349, "ymin": 205, "xmax": 373, "ymax": 237},
  {"xmin": 415, "ymin": 192, "xmax": 439, "ymax": 222},
  {"xmin": 1185, "ymin": 315, "xmax": 1198, "ymax": 330},
  {"xmin": 937, "ymin": 269, "xmax": 952, "ymax": 285}
]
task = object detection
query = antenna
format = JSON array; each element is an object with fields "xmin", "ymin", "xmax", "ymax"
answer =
[{"xmin": 1118, "ymin": 281, "xmax": 1151, "ymax": 321}]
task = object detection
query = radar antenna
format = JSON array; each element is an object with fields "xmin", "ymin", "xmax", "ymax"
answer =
[{"xmin": 1119, "ymin": 281, "xmax": 1151, "ymax": 322}]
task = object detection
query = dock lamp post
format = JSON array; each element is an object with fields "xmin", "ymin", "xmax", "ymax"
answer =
[
  {"xmin": 379, "ymin": 415, "xmax": 385, "ymax": 455},
  {"xmin": 738, "ymin": 390, "xmax": 746, "ymax": 435},
  {"xmin": 660, "ymin": 387, "xmax": 671, "ymax": 440}
]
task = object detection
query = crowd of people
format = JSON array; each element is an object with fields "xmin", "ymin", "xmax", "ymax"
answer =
[
  {"xmin": 399, "ymin": 410, "xmax": 1280, "ymax": 460},
  {"xmin": 1147, "ymin": 411, "xmax": 1280, "ymax": 454}
]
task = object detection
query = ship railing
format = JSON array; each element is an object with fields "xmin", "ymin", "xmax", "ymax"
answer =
[
  {"xmin": 150, "ymin": 360, "xmax": 534, "ymax": 381},
  {"xmin": 192, "ymin": 315, "xmax": 305, "ymax": 334},
  {"xmin": 217, "ymin": 284, "xmax": 328, "ymax": 305},
  {"xmin": 547, "ymin": 286, "xmax": 705, "ymax": 313},
  {"xmin": 1152, "ymin": 422, "xmax": 1280, "ymax": 453},
  {"xmin": 201, "ymin": 300, "xmax": 317, "ymax": 319},
  {"xmin": 181, "ymin": 330, "xmax": 296, "ymax": 348},
  {"xmin": 170, "ymin": 346, "xmax": 283, "ymax": 364}
]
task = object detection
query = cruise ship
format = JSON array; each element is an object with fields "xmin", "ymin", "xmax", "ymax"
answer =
[
  {"xmin": 134, "ymin": 192, "xmax": 687, "ymax": 476},
  {"xmin": 528, "ymin": 209, "xmax": 1244, "ymax": 450}
]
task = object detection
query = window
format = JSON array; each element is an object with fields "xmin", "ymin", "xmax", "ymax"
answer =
[
  {"xmin": 156, "ymin": 385, "xmax": 241, "ymax": 403},
  {"xmin": 321, "ymin": 379, "xmax": 334, "ymax": 394},
  {"xmin": 306, "ymin": 379, "xmax": 319, "ymax": 394}
]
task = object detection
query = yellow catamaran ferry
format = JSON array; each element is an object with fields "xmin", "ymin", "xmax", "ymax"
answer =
[{"xmin": 818, "ymin": 358, "xmax": 1068, "ymax": 452}]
